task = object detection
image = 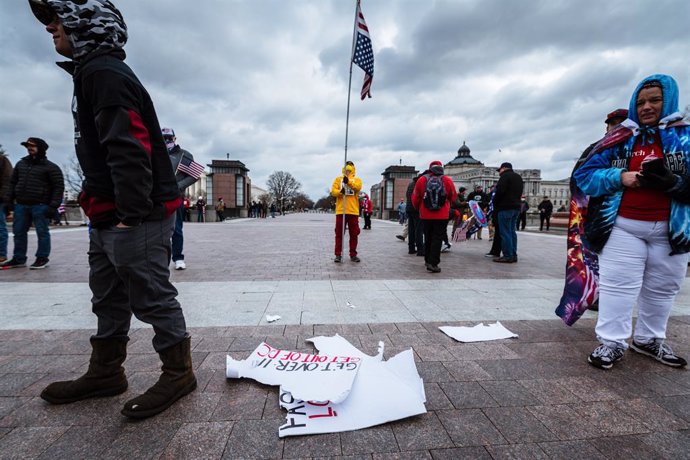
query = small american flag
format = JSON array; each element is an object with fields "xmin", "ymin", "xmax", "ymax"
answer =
[
  {"xmin": 177, "ymin": 156, "xmax": 205, "ymax": 179},
  {"xmin": 352, "ymin": 1, "xmax": 374, "ymax": 100}
]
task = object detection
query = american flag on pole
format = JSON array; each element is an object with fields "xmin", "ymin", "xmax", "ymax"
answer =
[
  {"xmin": 352, "ymin": 1, "xmax": 374, "ymax": 100},
  {"xmin": 177, "ymin": 156, "xmax": 205, "ymax": 179}
]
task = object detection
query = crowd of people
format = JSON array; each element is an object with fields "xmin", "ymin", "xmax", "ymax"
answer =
[{"xmin": 392, "ymin": 161, "xmax": 525, "ymax": 269}]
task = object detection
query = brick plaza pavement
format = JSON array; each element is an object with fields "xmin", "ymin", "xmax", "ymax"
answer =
[{"xmin": 1, "ymin": 213, "xmax": 689, "ymax": 459}]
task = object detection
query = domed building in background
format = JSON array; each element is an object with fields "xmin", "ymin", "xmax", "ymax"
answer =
[
  {"xmin": 443, "ymin": 141, "xmax": 484, "ymax": 176},
  {"xmin": 443, "ymin": 141, "xmax": 568, "ymax": 209},
  {"xmin": 370, "ymin": 141, "xmax": 570, "ymax": 218}
]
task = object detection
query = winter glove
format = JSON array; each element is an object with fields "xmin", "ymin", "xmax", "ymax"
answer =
[
  {"xmin": 45, "ymin": 207, "xmax": 56, "ymax": 218},
  {"xmin": 637, "ymin": 158, "xmax": 678, "ymax": 191},
  {"xmin": 342, "ymin": 175, "xmax": 349, "ymax": 184}
]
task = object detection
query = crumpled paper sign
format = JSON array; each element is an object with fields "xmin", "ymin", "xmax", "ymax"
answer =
[
  {"xmin": 226, "ymin": 338, "xmax": 361, "ymax": 404},
  {"xmin": 439, "ymin": 321, "xmax": 518, "ymax": 342},
  {"xmin": 227, "ymin": 334, "xmax": 427, "ymax": 437}
]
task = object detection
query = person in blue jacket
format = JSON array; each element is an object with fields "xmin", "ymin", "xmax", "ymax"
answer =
[{"xmin": 574, "ymin": 74, "xmax": 690, "ymax": 370}]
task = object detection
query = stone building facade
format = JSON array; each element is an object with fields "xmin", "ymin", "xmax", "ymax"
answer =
[
  {"xmin": 370, "ymin": 165, "xmax": 418, "ymax": 220},
  {"xmin": 206, "ymin": 160, "xmax": 251, "ymax": 219},
  {"xmin": 540, "ymin": 179, "xmax": 571, "ymax": 210}
]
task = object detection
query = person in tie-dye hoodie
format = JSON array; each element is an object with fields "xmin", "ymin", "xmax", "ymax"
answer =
[{"xmin": 574, "ymin": 74, "xmax": 690, "ymax": 370}]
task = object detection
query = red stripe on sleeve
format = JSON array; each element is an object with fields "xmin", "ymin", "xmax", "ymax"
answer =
[{"xmin": 127, "ymin": 109, "xmax": 152, "ymax": 156}]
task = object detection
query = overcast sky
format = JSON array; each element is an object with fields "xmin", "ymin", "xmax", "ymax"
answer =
[{"xmin": 2, "ymin": 0, "xmax": 690, "ymax": 200}]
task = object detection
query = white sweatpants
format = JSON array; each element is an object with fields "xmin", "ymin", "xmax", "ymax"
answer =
[{"xmin": 596, "ymin": 216, "xmax": 689, "ymax": 349}]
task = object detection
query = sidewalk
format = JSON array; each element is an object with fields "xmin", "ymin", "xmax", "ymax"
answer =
[{"xmin": 1, "ymin": 213, "xmax": 689, "ymax": 459}]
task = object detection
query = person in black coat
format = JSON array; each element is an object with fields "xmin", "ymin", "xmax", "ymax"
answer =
[
  {"xmin": 2, "ymin": 137, "xmax": 63, "ymax": 269},
  {"xmin": 492, "ymin": 162, "xmax": 523, "ymax": 263},
  {"xmin": 517, "ymin": 196, "xmax": 529, "ymax": 231},
  {"xmin": 538, "ymin": 196, "xmax": 553, "ymax": 231}
]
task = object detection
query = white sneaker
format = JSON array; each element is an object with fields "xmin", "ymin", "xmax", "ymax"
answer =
[{"xmin": 175, "ymin": 260, "xmax": 186, "ymax": 270}]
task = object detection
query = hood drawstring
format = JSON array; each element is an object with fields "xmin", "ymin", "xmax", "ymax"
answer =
[{"xmin": 637, "ymin": 125, "xmax": 658, "ymax": 145}]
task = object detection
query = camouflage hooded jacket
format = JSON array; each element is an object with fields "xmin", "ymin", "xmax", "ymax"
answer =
[{"xmin": 29, "ymin": 0, "xmax": 180, "ymax": 227}]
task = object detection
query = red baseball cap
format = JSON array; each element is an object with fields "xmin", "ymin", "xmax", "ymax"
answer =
[{"xmin": 605, "ymin": 109, "xmax": 628, "ymax": 124}]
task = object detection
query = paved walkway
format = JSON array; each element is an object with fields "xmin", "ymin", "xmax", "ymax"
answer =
[{"xmin": 1, "ymin": 213, "xmax": 689, "ymax": 459}]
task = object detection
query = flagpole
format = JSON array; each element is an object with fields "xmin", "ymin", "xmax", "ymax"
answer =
[{"xmin": 341, "ymin": 0, "xmax": 360, "ymax": 258}]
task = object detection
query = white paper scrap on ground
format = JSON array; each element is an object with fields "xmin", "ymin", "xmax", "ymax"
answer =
[
  {"xmin": 226, "ymin": 340, "xmax": 361, "ymax": 404},
  {"xmin": 278, "ymin": 335, "xmax": 427, "ymax": 437},
  {"xmin": 439, "ymin": 321, "xmax": 518, "ymax": 342},
  {"xmin": 265, "ymin": 315, "xmax": 281, "ymax": 323},
  {"xmin": 345, "ymin": 301, "xmax": 356, "ymax": 309}
]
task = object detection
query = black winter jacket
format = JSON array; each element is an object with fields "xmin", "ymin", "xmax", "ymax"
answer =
[
  {"xmin": 168, "ymin": 145, "xmax": 199, "ymax": 194},
  {"xmin": 468, "ymin": 191, "xmax": 490, "ymax": 209},
  {"xmin": 405, "ymin": 178, "xmax": 418, "ymax": 215},
  {"xmin": 493, "ymin": 169, "xmax": 524, "ymax": 212},
  {"xmin": 4, "ymin": 153, "xmax": 63, "ymax": 210},
  {"xmin": 0, "ymin": 154, "xmax": 12, "ymax": 199},
  {"xmin": 64, "ymin": 50, "xmax": 180, "ymax": 227},
  {"xmin": 538, "ymin": 200, "xmax": 553, "ymax": 216}
]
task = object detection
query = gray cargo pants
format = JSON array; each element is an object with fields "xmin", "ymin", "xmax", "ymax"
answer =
[{"xmin": 89, "ymin": 215, "xmax": 188, "ymax": 352}]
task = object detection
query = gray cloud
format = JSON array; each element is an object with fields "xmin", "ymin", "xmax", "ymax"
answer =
[{"xmin": 1, "ymin": 0, "xmax": 689, "ymax": 201}]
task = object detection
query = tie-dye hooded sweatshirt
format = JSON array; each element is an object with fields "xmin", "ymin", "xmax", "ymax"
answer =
[{"xmin": 574, "ymin": 74, "xmax": 690, "ymax": 255}]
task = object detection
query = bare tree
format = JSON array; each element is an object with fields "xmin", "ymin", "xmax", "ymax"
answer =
[
  {"xmin": 315, "ymin": 188, "xmax": 336, "ymax": 211},
  {"xmin": 266, "ymin": 171, "xmax": 302, "ymax": 213},
  {"xmin": 292, "ymin": 192, "xmax": 314, "ymax": 211},
  {"xmin": 257, "ymin": 192, "xmax": 271, "ymax": 206},
  {"xmin": 63, "ymin": 156, "xmax": 84, "ymax": 197}
]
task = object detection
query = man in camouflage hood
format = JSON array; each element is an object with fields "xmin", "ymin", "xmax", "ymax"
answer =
[{"xmin": 29, "ymin": 0, "xmax": 196, "ymax": 419}]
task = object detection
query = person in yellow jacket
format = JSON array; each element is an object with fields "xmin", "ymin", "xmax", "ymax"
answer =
[{"xmin": 331, "ymin": 161, "xmax": 363, "ymax": 263}]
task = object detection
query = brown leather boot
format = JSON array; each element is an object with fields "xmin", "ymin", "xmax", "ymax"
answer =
[
  {"xmin": 40, "ymin": 338, "xmax": 128, "ymax": 404},
  {"xmin": 121, "ymin": 336, "xmax": 197, "ymax": 419}
]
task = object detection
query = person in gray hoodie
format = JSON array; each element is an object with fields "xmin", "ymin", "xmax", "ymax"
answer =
[{"xmin": 162, "ymin": 128, "xmax": 199, "ymax": 270}]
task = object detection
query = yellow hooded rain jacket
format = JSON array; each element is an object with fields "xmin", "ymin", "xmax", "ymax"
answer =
[{"xmin": 330, "ymin": 163, "xmax": 362, "ymax": 215}]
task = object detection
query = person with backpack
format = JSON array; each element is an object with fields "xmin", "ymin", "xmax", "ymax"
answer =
[{"xmin": 412, "ymin": 160, "xmax": 457, "ymax": 273}]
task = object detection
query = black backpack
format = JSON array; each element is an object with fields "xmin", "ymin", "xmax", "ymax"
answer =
[{"xmin": 423, "ymin": 174, "xmax": 446, "ymax": 210}]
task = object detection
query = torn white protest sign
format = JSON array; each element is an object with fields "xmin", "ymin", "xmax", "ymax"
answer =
[
  {"xmin": 226, "ymin": 341, "xmax": 361, "ymax": 404},
  {"xmin": 278, "ymin": 335, "xmax": 426, "ymax": 437},
  {"xmin": 439, "ymin": 321, "xmax": 518, "ymax": 343}
]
